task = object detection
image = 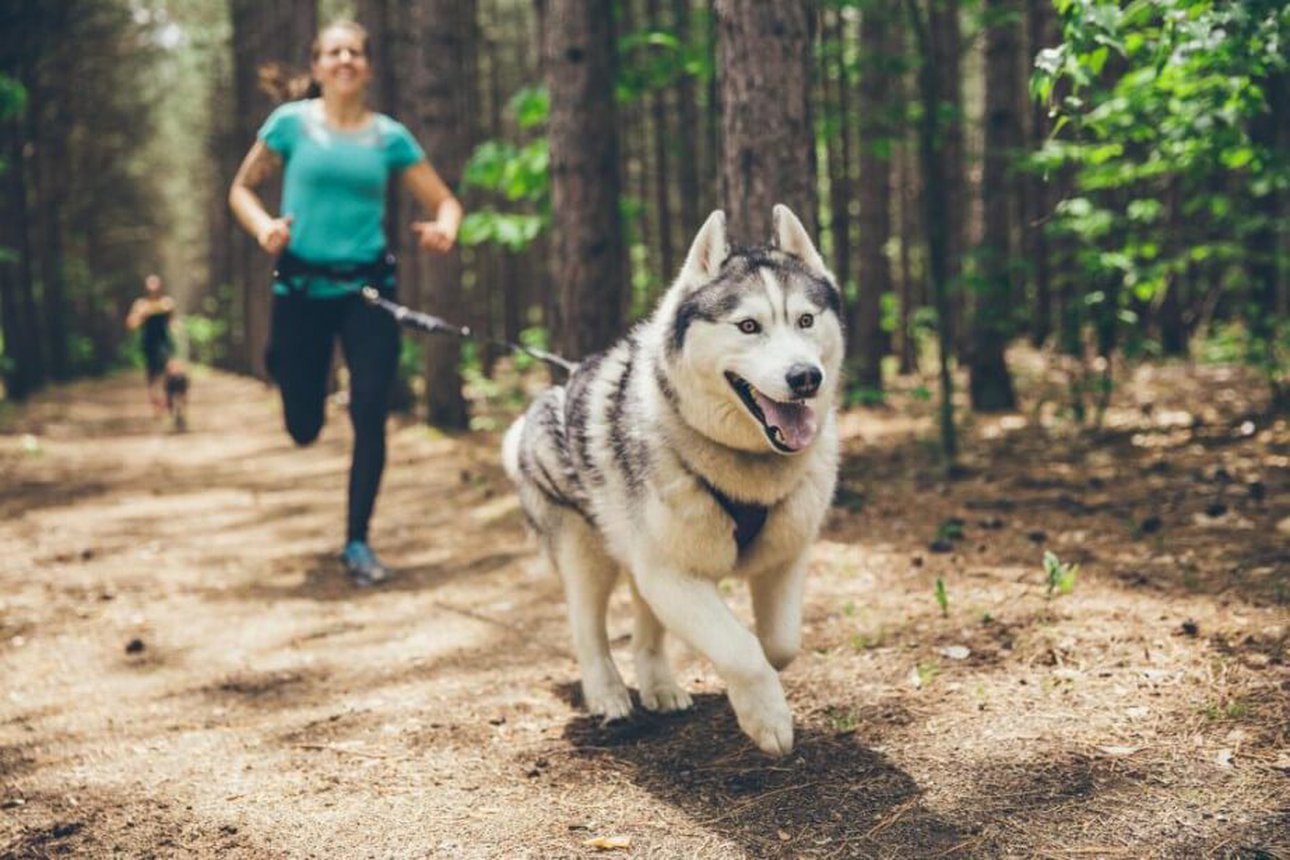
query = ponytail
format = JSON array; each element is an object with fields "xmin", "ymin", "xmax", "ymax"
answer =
[
  {"xmin": 257, "ymin": 62, "xmax": 319, "ymax": 103},
  {"xmin": 255, "ymin": 21, "xmax": 371, "ymax": 104}
]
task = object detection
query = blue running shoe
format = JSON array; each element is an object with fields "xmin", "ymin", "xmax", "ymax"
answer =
[{"xmin": 340, "ymin": 540, "xmax": 393, "ymax": 587}]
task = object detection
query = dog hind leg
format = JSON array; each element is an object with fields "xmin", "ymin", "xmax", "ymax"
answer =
[
  {"xmin": 628, "ymin": 578, "xmax": 693, "ymax": 713},
  {"xmin": 552, "ymin": 516, "xmax": 633, "ymax": 721}
]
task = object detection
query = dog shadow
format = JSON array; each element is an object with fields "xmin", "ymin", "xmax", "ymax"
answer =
[{"xmin": 561, "ymin": 688, "xmax": 971, "ymax": 857}]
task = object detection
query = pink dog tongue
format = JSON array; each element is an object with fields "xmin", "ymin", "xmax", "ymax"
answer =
[{"xmin": 753, "ymin": 392, "xmax": 818, "ymax": 450}]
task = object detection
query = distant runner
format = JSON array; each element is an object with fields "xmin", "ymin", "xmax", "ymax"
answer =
[{"xmin": 125, "ymin": 273, "xmax": 177, "ymax": 419}]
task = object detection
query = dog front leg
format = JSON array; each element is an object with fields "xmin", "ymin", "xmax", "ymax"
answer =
[
  {"xmin": 631, "ymin": 565, "xmax": 793, "ymax": 756},
  {"xmin": 750, "ymin": 555, "xmax": 808, "ymax": 671}
]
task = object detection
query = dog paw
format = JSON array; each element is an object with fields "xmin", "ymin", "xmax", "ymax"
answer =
[
  {"xmin": 728, "ymin": 675, "xmax": 794, "ymax": 757},
  {"xmin": 640, "ymin": 682, "xmax": 694, "ymax": 713},
  {"xmin": 585, "ymin": 683, "xmax": 634, "ymax": 722}
]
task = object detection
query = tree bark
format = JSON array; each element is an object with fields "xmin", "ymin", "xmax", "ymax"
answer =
[
  {"xmin": 1023, "ymin": 0, "xmax": 1052, "ymax": 347},
  {"xmin": 0, "ymin": 106, "xmax": 41, "ymax": 399},
  {"xmin": 227, "ymin": 0, "xmax": 317, "ymax": 377},
  {"xmin": 929, "ymin": 0, "xmax": 966, "ymax": 359},
  {"xmin": 646, "ymin": 0, "xmax": 676, "ymax": 284},
  {"xmin": 417, "ymin": 0, "xmax": 475, "ymax": 429},
  {"xmin": 822, "ymin": 7, "xmax": 852, "ymax": 299},
  {"xmin": 671, "ymin": 0, "xmax": 701, "ymax": 241},
  {"xmin": 716, "ymin": 0, "xmax": 818, "ymax": 243},
  {"xmin": 967, "ymin": 0, "xmax": 1020, "ymax": 412},
  {"xmin": 906, "ymin": 0, "xmax": 957, "ymax": 464},
  {"xmin": 545, "ymin": 0, "xmax": 628, "ymax": 358},
  {"xmin": 854, "ymin": 0, "xmax": 896, "ymax": 394}
]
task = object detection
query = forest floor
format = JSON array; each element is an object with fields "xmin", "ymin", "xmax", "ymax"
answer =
[{"xmin": 0, "ymin": 355, "xmax": 1287, "ymax": 859}]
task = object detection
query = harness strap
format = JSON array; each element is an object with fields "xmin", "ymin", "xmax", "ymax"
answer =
[
  {"xmin": 273, "ymin": 249, "xmax": 396, "ymax": 290},
  {"xmin": 700, "ymin": 479, "xmax": 769, "ymax": 553}
]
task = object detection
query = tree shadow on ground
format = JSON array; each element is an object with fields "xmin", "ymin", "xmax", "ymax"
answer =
[
  {"xmin": 205, "ymin": 548, "xmax": 525, "ymax": 604},
  {"xmin": 0, "ymin": 479, "xmax": 111, "ymax": 520},
  {"xmin": 561, "ymin": 691, "xmax": 972, "ymax": 859}
]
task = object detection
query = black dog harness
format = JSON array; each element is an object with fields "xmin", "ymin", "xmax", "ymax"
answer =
[{"xmin": 701, "ymin": 479, "xmax": 769, "ymax": 553}]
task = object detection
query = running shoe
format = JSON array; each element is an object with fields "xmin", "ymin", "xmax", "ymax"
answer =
[{"xmin": 340, "ymin": 540, "xmax": 394, "ymax": 587}]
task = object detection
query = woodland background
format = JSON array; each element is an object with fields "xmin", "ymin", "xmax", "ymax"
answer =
[{"xmin": 0, "ymin": 0, "xmax": 1287, "ymax": 449}]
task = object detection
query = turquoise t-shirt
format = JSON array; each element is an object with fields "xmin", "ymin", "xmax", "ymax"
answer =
[{"xmin": 259, "ymin": 99, "xmax": 425, "ymax": 297}]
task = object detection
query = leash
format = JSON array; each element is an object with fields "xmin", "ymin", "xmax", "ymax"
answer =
[{"xmin": 360, "ymin": 287, "xmax": 578, "ymax": 376}]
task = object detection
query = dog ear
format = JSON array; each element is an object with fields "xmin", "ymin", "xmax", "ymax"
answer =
[
  {"xmin": 771, "ymin": 204, "xmax": 828, "ymax": 275},
  {"xmin": 679, "ymin": 210, "xmax": 729, "ymax": 282}
]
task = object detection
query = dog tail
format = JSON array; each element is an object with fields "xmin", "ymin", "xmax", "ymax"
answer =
[{"xmin": 501, "ymin": 415, "xmax": 526, "ymax": 483}]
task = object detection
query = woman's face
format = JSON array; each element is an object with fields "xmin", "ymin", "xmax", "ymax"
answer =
[{"xmin": 312, "ymin": 26, "xmax": 371, "ymax": 98}]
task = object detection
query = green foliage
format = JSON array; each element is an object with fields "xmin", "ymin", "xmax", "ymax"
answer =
[
  {"xmin": 845, "ymin": 384, "xmax": 885, "ymax": 408},
  {"xmin": 617, "ymin": 25, "xmax": 712, "ymax": 103},
  {"xmin": 463, "ymin": 138, "xmax": 550, "ymax": 202},
  {"xmin": 508, "ymin": 86, "xmax": 550, "ymax": 130},
  {"xmin": 181, "ymin": 315, "xmax": 227, "ymax": 367},
  {"xmin": 0, "ymin": 74, "xmax": 26, "ymax": 120},
  {"xmin": 936, "ymin": 518, "xmax": 965, "ymax": 542},
  {"xmin": 1043, "ymin": 550, "xmax": 1079, "ymax": 598},
  {"xmin": 1035, "ymin": 0, "xmax": 1290, "ymax": 395},
  {"xmin": 934, "ymin": 577, "xmax": 949, "ymax": 618},
  {"xmin": 460, "ymin": 88, "xmax": 551, "ymax": 253}
]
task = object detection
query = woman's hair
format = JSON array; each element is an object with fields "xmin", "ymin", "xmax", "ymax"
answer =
[{"xmin": 258, "ymin": 20, "xmax": 371, "ymax": 104}]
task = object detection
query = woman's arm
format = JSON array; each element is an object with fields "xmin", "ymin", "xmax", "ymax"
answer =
[
  {"xmin": 125, "ymin": 299, "xmax": 145, "ymax": 331},
  {"xmin": 402, "ymin": 161, "xmax": 463, "ymax": 254},
  {"xmin": 229, "ymin": 140, "xmax": 293, "ymax": 254}
]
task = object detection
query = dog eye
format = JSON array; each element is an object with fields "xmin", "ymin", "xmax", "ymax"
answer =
[
  {"xmin": 798, "ymin": 313, "xmax": 814, "ymax": 329},
  {"xmin": 737, "ymin": 319, "xmax": 761, "ymax": 335}
]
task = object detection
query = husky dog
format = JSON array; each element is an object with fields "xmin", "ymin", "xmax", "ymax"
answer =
[{"xmin": 502, "ymin": 205, "xmax": 843, "ymax": 755}]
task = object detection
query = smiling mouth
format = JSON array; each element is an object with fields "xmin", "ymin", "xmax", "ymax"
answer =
[{"xmin": 725, "ymin": 372, "xmax": 819, "ymax": 453}]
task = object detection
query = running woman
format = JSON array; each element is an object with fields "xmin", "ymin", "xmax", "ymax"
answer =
[{"xmin": 228, "ymin": 20, "xmax": 462, "ymax": 587}]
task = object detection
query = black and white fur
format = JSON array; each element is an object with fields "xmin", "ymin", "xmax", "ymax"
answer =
[{"xmin": 502, "ymin": 205, "xmax": 843, "ymax": 755}]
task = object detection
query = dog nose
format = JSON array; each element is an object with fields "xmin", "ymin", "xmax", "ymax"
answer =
[{"xmin": 786, "ymin": 363, "xmax": 822, "ymax": 398}]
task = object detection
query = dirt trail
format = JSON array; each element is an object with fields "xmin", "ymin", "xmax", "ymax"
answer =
[{"xmin": 0, "ymin": 367, "xmax": 1287, "ymax": 859}]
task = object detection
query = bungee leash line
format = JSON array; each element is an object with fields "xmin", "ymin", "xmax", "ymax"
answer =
[{"xmin": 360, "ymin": 287, "xmax": 579, "ymax": 376}]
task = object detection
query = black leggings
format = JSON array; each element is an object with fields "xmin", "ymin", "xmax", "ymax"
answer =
[{"xmin": 265, "ymin": 291, "xmax": 400, "ymax": 543}]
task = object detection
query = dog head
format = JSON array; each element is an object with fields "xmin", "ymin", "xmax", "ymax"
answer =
[{"xmin": 659, "ymin": 206, "xmax": 844, "ymax": 455}]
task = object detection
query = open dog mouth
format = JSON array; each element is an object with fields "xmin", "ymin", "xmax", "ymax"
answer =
[{"xmin": 725, "ymin": 372, "xmax": 819, "ymax": 453}]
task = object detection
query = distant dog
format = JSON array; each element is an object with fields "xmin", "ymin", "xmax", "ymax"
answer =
[
  {"xmin": 163, "ymin": 359, "xmax": 189, "ymax": 431},
  {"xmin": 503, "ymin": 205, "xmax": 843, "ymax": 755}
]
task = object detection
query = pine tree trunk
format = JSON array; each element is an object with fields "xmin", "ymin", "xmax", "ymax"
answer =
[
  {"xmin": 968, "ymin": 0, "xmax": 1020, "ymax": 412},
  {"xmin": 1248, "ymin": 69, "xmax": 1287, "ymax": 409},
  {"xmin": 228, "ymin": 0, "xmax": 317, "ymax": 378},
  {"xmin": 854, "ymin": 0, "xmax": 896, "ymax": 394},
  {"xmin": 1023, "ymin": 0, "xmax": 1052, "ymax": 347},
  {"xmin": 33, "ymin": 100, "xmax": 69, "ymax": 381},
  {"xmin": 671, "ymin": 0, "xmax": 701, "ymax": 241},
  {"xmin": 716, "ymin": 0, "xmax": 818, "ymax": 242},
  {"xmin": 930, "ymin": 0, "xmax": 966, "ymax": 359},
  {"xmin": 0, "ymin": 108, "xmax": 41, "ymax": 398},
  {"xmin": 1158, "ymin": 179, "xmax": 1187, "ymax": 357},
  {"xmin": 646, "ymin": 0, "xmax": 676, "ymax": 284},
  {"xmin": 822, "ymin": 7, "xmax": 852, "ymax": 297},
  {"xmin": 906, "ymin": 0, "xmax": 957, "ymax": 463},
  {"xmin": 545, "ymin": 0, "xmax": 628, "ymax": 358},
  {"xmin": 896, "ymin": 20, "xmax": 921, "ymax": 376},
  {"xmin": 417, "ymin": 0, "xmax": 475, "ymax": 430}
]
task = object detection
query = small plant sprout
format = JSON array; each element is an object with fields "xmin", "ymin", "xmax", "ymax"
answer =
[
  {"xmin": 936, "ymin": 518, "xmax": 965, "ymax": 542},
  {"xmin": 935, "ymin": 578, "xmax": 949, "ymax": 617},
  {"xmin": 1043, "ymin": 550, "xmax": 1079, "ymax": 598}
]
